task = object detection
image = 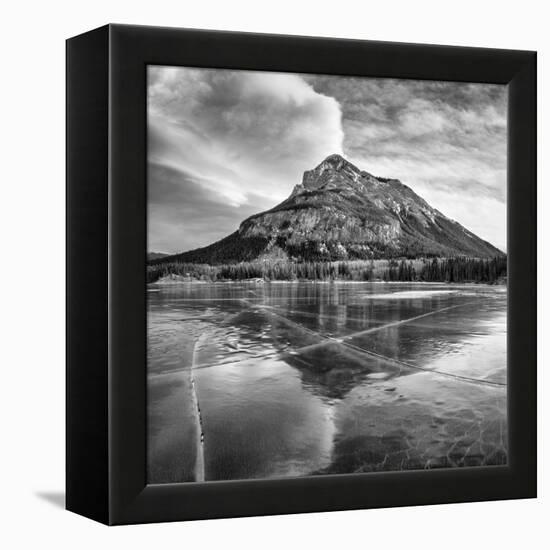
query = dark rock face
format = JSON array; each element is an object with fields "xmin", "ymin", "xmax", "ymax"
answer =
[{"xmin": 160, "ymin": 154, "xmax": 503, "ymax": 264}]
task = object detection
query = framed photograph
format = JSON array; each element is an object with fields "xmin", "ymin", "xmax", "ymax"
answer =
[{"xmin": 66, "ymin": 24, "xmax": 536, "ymax": 525}]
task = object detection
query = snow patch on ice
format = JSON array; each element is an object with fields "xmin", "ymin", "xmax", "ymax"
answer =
[{"xmin": 363, "ymin": 290, "xmax": 459, "ymax": 300}]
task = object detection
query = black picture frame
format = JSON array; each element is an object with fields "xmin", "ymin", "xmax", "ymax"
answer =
[{"xmin": 66, "ymin": 23, "xmax": 537, "ymax": 526}]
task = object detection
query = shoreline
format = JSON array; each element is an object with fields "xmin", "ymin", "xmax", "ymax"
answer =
[{"xmin": 148, "ymin": 278, "xmax": 506, "ymax": 287}]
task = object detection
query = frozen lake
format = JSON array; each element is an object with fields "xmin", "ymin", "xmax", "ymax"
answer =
[{"xmin": 147, "ymin": 281, "xmax": 507, "ymax": 483}]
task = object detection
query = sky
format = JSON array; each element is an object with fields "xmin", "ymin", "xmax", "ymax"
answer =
[{"xmin": 148, "ymin": 66, "xmax": 507, "ymax": 254}]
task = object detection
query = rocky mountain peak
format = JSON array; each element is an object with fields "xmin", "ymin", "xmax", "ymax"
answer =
[
  {"xmin": 299, "ymin": 153, "xmax": 364, "ymax": 192},
  {"xmin": 317, "ymin": 153, "xmax": 358, "ymax": 172}
]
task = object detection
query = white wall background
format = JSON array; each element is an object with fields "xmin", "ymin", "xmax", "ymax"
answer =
[{"xmin": 0, "ymin": 0, "xmax": 546, "ymax": 547}]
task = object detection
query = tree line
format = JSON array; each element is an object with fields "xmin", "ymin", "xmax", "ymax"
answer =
[{"xmin": 147, "ymin": 257, "xmax": 506, "ymax": 284}]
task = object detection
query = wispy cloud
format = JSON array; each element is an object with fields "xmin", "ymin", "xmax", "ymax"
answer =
[{"xmin": 148, "ymin": 163, "xmax": 271, "ymax": 253}]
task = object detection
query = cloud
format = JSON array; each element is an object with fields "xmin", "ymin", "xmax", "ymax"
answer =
[
  {"xmin": 147, "ymin": 163, "xmax": 273, "ymax": 254},
  {"xmin": 148, "ymin": 66, "xmax": 343, "ymax": 207}
]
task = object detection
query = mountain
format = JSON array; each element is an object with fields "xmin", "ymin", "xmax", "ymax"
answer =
[
  {"xmin": 147, "ymin": 252, "xmax": 169, "ymax": 261},
  {"xmin": 153, "ymin": 154, "xmax": 503, "ymax": 265}
]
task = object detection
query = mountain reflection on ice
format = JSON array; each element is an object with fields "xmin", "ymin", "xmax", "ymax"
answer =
[{"xmin": 147, "ymin": 282, "xmax": 507, "ymax": 483}]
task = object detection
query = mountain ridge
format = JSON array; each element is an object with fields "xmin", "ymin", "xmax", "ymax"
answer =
[{"xmin": 151, "ymin": 154, "xmax": 503, "ymax": 265}]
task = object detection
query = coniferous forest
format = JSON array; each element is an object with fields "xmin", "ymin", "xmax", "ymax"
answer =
[{"xmin": 147, "ymin": 256, "xmax": 507, "ymax": 285}]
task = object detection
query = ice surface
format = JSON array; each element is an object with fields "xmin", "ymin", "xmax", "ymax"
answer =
[{"xmin": 147, "ymin": 282, "xmax": 507, "ymax": 482}]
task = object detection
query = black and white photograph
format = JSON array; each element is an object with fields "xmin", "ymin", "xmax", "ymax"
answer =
[{"xmin": 147, "ymin": 66, "xmax": 508, "ymax": 484}]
